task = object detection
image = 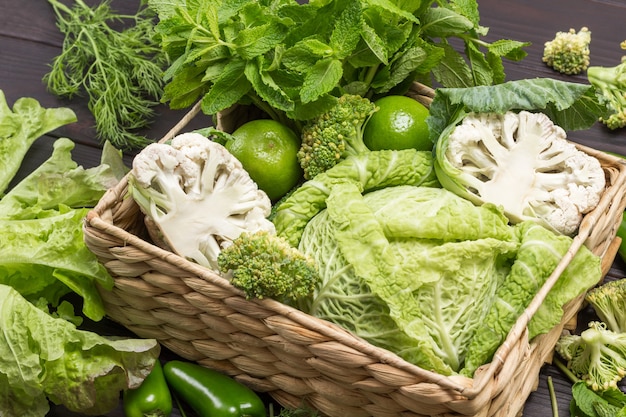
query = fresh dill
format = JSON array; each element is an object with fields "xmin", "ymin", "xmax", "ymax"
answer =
[{"xmin": 45, "ymin": 0, "xmax": 167, "ymax": 150}]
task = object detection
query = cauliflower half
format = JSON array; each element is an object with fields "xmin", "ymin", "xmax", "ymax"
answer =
[
  {"xmin": 128, "ymin": 132, "xmax": 275, "ymax": 270},
  {"xmin": 435, "ymin": 111, "xmax": 606, "ymax": 235}
]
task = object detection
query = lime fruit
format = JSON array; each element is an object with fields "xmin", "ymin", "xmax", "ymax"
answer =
[
  {"xmin": 227, "ymin": 119, "xmax": 303, "ymax": 201},
  {"xmin": 363, "ymin": 95, "xmax": 431, "ymax": 152}
]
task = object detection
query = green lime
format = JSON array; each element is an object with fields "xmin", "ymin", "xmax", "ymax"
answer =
[
  {"xmin": 363, "ymin": 95, "xmax": 431, "ymax": 152},
  {"xmin": 227, "ymin": 119, "xmax": 303, "ymax": 201}
]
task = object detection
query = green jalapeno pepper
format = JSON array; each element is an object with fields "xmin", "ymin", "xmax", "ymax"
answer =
[
  {"xmin": 123, "ymin": 360, "xmax": 173, "ymax": 417},
  {"xmin": 163, "ymin": 360, "xmax": 266, "ymax": 417}
]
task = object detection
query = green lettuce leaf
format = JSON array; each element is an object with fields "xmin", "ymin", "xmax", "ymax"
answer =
[
  {"xmin": 0, "ymin": 138, "xmax": 120, "ymax": 321},
  {"xmin": 0, "ymin": 284, "xmax": 160, "ymax": 417},
  {"xmin": 0, "ymin": 91, "xmax": 77, "ymax": 195}
]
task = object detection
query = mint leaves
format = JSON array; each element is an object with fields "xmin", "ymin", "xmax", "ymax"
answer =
[{"xmin": 148, "ymin": 0, "xmax": 530, "ymax": 126}]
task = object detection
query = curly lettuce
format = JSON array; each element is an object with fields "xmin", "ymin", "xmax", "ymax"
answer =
[{"xmin": 0, "ymin": 284, "xmax": 160, "ymax": 417}]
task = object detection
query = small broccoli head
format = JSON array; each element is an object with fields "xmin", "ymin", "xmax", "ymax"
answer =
[
  {"xmin": 586, "ymin": 279, "xmax": 626, "ymax": 334},
  {"xmin": 297, "ymin": 94, "xmax": 378, "ymax": 180},
  {"xmin": 543, "ymin": 27, "xmax": 591, "ymax": 75},
  {"xmin": 217, "ymin": 230, "xmax": 319, "ymax": 302},
  {"xmin": 587, "ymin": 41, "xmax": 626, "ymax": 130},
  {"xmin": 129, "ymin": 133, "xmax": 275, "ymax": 270},
  {"xmin": 557, "ymin": 321, "xmax": 626, "ymax": 391}
]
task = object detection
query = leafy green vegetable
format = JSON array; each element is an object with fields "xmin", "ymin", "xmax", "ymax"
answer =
[
  {"xmin": 0, "ymin": 92, "xmax": 124, "ymax": 321},
  {"xmin": 555, "ymin": 356, "xmax": 626, "ymax": 417},
  {"xmin": 45, "ymin": 0, "xmax": 167, "ymax": 150},
  {"xmin": 0, "ymin": 138, "xmax": 119, "ymax": 321},
  {"xmin": 292, "ymin": 179, "xmax": 600, "ymax": 375},
  {"xmin": 0, "ymin": 284, "xmax": 160, "ymax": 417},
  {"xmin": 427, "ymin": 78, "xmax": 609, "ymax": 144},
  {"xmin": 0, "ymin": 90, "xmax": 76, "ymax": 196},
  {"xmin": 298, "ymin": 183, "xmax": 517, "ymax": 375},
  {"xmin": 148, "ymin": 0, "xmax": 529, "ymax": 128},
  {"xmin": 273, "ymin": 148, "xmax": 439, "ymax": 247},
  {"xmin": 461, "ymin": 221, "xmax": 601, "ymax": 376}
]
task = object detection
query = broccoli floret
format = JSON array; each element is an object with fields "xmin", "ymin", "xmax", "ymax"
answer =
[
  {"xmin": 297, "ymin": 94, "xmax": 378, "ymax": 180},
  {"xmin": 556, "ymin": 321, "xmax": 626, "ymax": 391},
  {"xmin": 217, "ymin": 230, "xmax": 319, "ymax": 302},
  {"xmin": 586, "ymin": 279, "xmax": 626, "ymax": 333},
  {"xmin": 542, "ymin": 27, "xmax": 591, "ymax": 75},
  {"xmin": 587, "ymin": 40, "xmax": 626, "ymax": 130}
]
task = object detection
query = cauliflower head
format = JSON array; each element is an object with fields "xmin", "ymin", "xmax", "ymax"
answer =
[
  {"xmin": 128, "ymin": 132, "xmax": 275, "ymax": 270},
  {"xmin": 435, "ymin": 110, "xmax": 606, "ymax": 235}
]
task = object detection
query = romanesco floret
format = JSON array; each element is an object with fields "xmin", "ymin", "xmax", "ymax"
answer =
[
  {"xmin": 543, "ymin": 27, "xmax": 591, "ymax": 75},
  {"xmin": 297, "ymin": 94, "xmax": 378, "ymax": 180},
  {"xmin": 217, "ymin": 230, "xmax": 319, "ymax": 302},
  {"xmin": 586, "ymin": 279, "xmax": 626, "ymax": 333},
  {"xmin": 587, "ymin": 40, "xmax": 626, "ymax": 130},
  {"xmin": 556, "ymin": 321, "xmax": 626, "ymax": 391}
]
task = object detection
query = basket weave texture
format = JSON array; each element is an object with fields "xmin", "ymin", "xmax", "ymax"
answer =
[{"xmin": 84, "ymin": 83, "xmax": 626, "ymax": 417}]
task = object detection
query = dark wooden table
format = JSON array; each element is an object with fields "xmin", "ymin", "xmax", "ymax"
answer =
[{"xmin": 1, "ymin": 0, "xmax": 625, "ymax": 416}]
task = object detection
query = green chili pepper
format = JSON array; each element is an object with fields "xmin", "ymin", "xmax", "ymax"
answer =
[
  {"xmin": 163, "ymin": 360, "xmax": 266, "ymax": 417},
  {"xmin": 123, "ymin": 360, "xmax": 173, "ymax": 417}
]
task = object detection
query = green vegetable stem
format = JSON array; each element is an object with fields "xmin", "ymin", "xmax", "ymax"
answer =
[
  {"xmin": 163, "ymin": 360, "xmax": 266, "ymax": 417},
  {"xmin": 123, "ymin": 360, "xmax": 173, "ymax": 417}
]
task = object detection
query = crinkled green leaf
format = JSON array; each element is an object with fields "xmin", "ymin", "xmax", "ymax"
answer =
[
  {"xmin": 234, "ymin": 21, "xmax": 289, "ymax": 60},
  {"xmin": 465, "ymin": 41, "xmax": 494, "ymax": 86},
  {"xmin": 0, "ymin": 284, "xmax": 160, "ymax": 417},
  {"xmin": 461, "ymin": 222, "xmax": 600, "ymax": 376},
  {"xmin": 201, "ymin": 58, "xmax": 251, "ymax": 114},
  {"xmin": 420, "ymin": 7, "xmax": 474, "ymax": 38},
  {"xmin": 372, "ymin": 45, "xmax": 429, "ymax": 93},
  {"xmin": 274, "ymin": 149, "xmax": 439, "ymax": 247},
  {"xmin": 432, "ymin": 42, "xmax": 474, "ymax": 88},
  {"xmin": 487, "ymin": 39, "xmax": 531, "ymax": 60},
  {"xmin": 245, "ymin": 58, "xmax": 295, "ymax": 112},
  {"xmin": 427, "ymin": 78, "xmax": 608, "ymax": 143},
  {"xmin": 0, "ymin": 91, "xmax": 76, "ymax": 195},
  {"xmin": 0, "ymin": 138, "xmax": 119, "ymax": 218},
  {"xmin": 300, "ymin": 58, "xmax": 343, "ymax": 103},
  {"xmin": 301, "ymin": 183, "xmax": 518, "ymax": 374},
  {"xmin": 0, "ymin": 138, "xmax": 122, "ymax": 321},
  {"xmin": 329, "ymin": 0, "xmax": 362, "ymax": 59}
]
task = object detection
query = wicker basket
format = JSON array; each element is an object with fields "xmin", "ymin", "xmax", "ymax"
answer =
[{"xmin": 83, "ymin": 83, "xmax": 626, "ymax": 417}]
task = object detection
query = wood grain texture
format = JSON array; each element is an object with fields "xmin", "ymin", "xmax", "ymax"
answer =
[{"xmin": 1, "ymin": 0, "xmax": 625, "ymax": 416}]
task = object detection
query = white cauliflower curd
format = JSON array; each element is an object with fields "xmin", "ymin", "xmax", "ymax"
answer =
[
  {"xmin": 128, "ymin": 132, "xmax": 275, "ymax": 269},
  {"xmin": 435, "ymin": 110, "xmax": 605, "ymax": 235}
]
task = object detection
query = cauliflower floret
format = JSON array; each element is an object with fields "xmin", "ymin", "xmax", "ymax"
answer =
[
  {"xmin": 129, "ymin": 132, "xmax": 275, "ymax": 270},
  {"xmin": 440, "ymin": 111, "xmax": 605, "ymax": 235}
]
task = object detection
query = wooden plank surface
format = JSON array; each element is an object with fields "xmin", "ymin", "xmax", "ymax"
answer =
[{"xmin": 1, "ymin": 0, "xmax": 625, "ymax": 416}]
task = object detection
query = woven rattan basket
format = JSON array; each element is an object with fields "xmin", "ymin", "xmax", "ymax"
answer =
[{"xmin": 83, "ymin": 83, "xmax": 626, "ymax": 417}]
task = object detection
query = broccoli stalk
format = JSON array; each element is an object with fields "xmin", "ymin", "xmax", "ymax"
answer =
[
  {"xmin": 586, "ymin": 279, "xmax": 626, "ymax": 333},
  {"xmin": 297, "ymin": 94, "xmax": 378, "ymax": 180},
  {"xmin": 587, "ymin": 42, "xmax": 626, "ymax": 130},
  {"xmin": 542, "ymin": 27, "xmax": 591, "ymax": 75},
  {"xmin": 217, "ymin": 230, "xmax": 319, "ymax": 302},
  {"xmin": 556, "ymin": 321, "xmax": 626, "ymax": 391}
]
